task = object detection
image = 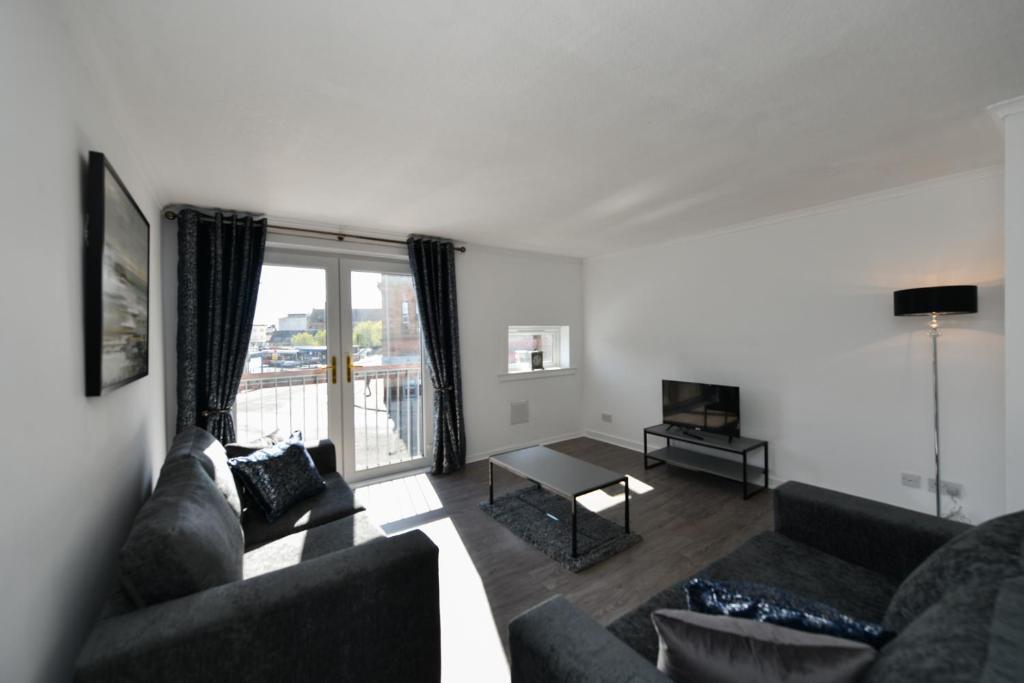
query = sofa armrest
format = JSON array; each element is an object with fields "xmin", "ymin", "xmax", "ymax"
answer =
[
  {"xmin": 76, "ymin": 530, "xmax": 439, "ymax": 683},
  {"xmin": 774, "ymin": 481, "xmax": 969, "ymax": 582},
  {"xmin": 306, "ymin": 439, "xmax": 337, "ymax": 475},
  {"xmin": 225, "ymin": 438, "xmax": 337, "ymax": 475},
  {"xmin": 509, "ymin": 596, "xmax": 669, "ymax": 683}
]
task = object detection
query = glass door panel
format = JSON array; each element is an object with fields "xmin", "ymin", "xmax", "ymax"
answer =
[
  {"xmin": 343, "ymin": 263, "xmax": 426, "ymax": 480},
  {"xmin": 234, "ymin": 257, "xmax": 341, "ymax": 446}
]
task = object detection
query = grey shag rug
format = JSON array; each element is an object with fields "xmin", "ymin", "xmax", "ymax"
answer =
[{"xmin": 480, "ymin": 486, "xmax": 642, "ymax": 572}]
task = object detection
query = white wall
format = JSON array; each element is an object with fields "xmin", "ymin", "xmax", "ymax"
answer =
[
  {"xmin": 1003, "ymin": 108, "xmax": 1024, "ymax": 512},
  {"xmin": 583, "ymin": 170, "xmax": 1005, "ymax": 522},
  {"xmin": 0, "ymin": 3, "xmax": 165, "ymax": 681},
  {"xmin": 457, "ymin": 247, "xmax": 584, "ymax": 460}
]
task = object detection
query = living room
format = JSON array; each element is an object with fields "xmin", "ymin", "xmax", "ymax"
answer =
[{"xmin": 2, "ymin": 2, "xmax": 1022, "ymax": 682}]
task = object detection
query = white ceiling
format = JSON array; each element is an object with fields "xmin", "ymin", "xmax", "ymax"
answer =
[{"xmin": 70, "ymin": 0, "xmax": 1024, "ymax": 257}]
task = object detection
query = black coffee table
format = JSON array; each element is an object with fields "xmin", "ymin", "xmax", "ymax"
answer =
[{"xmin": 489, "ymin": 446, "xmax": 629, "ymax": 557}]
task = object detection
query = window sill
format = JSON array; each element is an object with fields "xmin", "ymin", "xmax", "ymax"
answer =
[{"xmin": 498, "ymin": 368, "xmax": 577, "ymax": 382}]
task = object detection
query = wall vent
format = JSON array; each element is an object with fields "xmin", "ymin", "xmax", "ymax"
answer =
[{"xmin": 510, "ymin": 401, "xmax": 529, "ymax": 425}]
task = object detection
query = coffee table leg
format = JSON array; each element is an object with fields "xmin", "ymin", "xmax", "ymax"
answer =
[
  {"xmin": 624, "ymin": 477, "xmax": 630, "ymax": 534},
  {"xmin": 488, "ymin": 460, "xmax": 493, "ymax": 505},
  {"xmin": 571, "ymin": 496, "xmax": 578, "ymax": 558}
]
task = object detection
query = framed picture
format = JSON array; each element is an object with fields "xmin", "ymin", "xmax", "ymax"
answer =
[
  {"xmin": 531, "ymin": 350, "xmax": 544, "ymax": 370},
  {"xmin": 84, "ymin": 151, "xmax": 150, "ymax": 396}
]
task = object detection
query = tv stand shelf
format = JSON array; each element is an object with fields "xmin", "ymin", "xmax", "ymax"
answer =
[{"xmin": 643, "ymin": 424, "xmax": 769, "ymax": 499}]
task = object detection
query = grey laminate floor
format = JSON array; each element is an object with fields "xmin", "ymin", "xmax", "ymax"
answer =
[{"xmin": 355, "ymin": 436, "xmax": 773, "ymax": 682}]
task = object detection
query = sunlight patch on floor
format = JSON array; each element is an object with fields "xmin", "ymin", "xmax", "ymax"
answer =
[
  {"xmin": 356, "ymin": 473, "xmax": 443, "ymax": 525},
  {"xmin": 577, "ymin": 474, "xmax": 654, "ymax": 513},
  {"xmin": 410, "ymin": 517, "xmax": 510, "ymax": 683}
]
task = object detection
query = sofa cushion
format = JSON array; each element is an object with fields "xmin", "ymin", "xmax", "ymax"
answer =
[
  {"xmin": 865, "ymin": 582, "xmax": 1005, "ymax": 683},
  {"xmin": 608, "ymin": 531, "xmax": 898, "ymax": 663},
  {"xmin": 883, "ymin": 510, "xmax": 1024, "ymax": 632},
  {"xmin": 119, "ymin": 457, "xmax": 244, "ymax": 606},
  {"xmin": 228, "ymin": 437, "xmax": 326, "ymax": 522},
  {"xmin": 242, "ymin": 472, "xmax": 364, "ymax": 549},
  {"xmin": 652, "ymin": 608, "xmax": 876, "ymax": 683},
  {"xmin": 243, "ymin": 510, "xmax": 386, "ymax": 579},
  {"xmin": 980, "ymin": 576, "xmax": 1024, "ymax": 683},
  {"xmin": 683, "ymin": 578, "xmax": 893, "ymax": 647},
  {"xmin": 166, "ymin": 425, "xmax": 242, "ymax": 518}
]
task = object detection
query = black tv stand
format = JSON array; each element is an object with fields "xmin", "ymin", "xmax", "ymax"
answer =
[
  {"xmin": 666, "ymin": 424, "xmax": 705, "ymax": 441},
  {"xmin": 643, "ymin": 423, "xmax": 768, "ymax": 499}
]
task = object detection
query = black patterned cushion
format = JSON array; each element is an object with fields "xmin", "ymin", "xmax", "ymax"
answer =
[
  {"xmin": 883, "ymin": 511, "xmax": 1024, "ymax": 632},
  {"xmin": 119, "ymin": 457, "xmax": 244, "ymax": 606},
  {"xmin": 228, "ymin": 437, "xmax": 326, "ymax": 523},
  {"xmin": 685, "ymin": 578, "xmax": 893, "ymax": 648}
]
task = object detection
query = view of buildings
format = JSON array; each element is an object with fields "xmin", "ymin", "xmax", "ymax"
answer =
[{"xmin": 234, "ymin": 266, "xmax": 423, "ymax": 470}]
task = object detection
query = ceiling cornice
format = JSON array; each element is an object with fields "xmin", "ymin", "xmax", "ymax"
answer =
[{"xmin": 988, "ymin": 94, "xmax": 1024, "ymax": 127}]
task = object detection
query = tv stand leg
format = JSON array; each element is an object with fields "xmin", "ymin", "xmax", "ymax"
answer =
[{"xmin": 742, "ymin": 451, "xmax": 749, "ymax": 499}]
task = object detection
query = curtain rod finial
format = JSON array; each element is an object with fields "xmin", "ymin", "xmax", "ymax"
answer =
[{"xmin": 163, "ymin": 209, "xmax": 178, "ymax": 221}]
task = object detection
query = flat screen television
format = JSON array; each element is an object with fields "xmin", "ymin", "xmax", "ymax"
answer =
[{"xmin": 662, "ymin": 380, "xmax": 740, "ymax": 437}]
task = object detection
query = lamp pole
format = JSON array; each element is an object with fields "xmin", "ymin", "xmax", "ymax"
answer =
[
  {"xmin": 930, "ymin": 313, "xmax": 941, "ymax": 518},
  {"xmin": 893, "ymin": 285, "xmax": 977, "ymax": 520}
]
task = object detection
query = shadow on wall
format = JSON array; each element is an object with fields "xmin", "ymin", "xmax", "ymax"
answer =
[{"xmin": 44, "ymin": 425, "xmax": 153, "ymax": 683}]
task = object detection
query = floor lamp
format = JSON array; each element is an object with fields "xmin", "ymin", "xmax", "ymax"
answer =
[{"xmin": 893, "ymin": 285, "xmax": 978, "ymax": 517}]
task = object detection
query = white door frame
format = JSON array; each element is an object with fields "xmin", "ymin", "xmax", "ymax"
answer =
[
  {"xmin": 259, "ymin": 249, "xmax": 344, "ymax": 451},
  {"xmin": 339, "ymin": 256, "xmax": 433, "ymax": 483}
]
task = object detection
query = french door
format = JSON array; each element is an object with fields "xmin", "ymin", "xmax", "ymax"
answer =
[{"xmin": 234, "ymin": 251, "xmax": 428, "ymax": 482}]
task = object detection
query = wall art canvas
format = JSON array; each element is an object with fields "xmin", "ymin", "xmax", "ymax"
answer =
[{"xmin": 84, "ymin": 151, "xmax": 150, "ymax": 395}]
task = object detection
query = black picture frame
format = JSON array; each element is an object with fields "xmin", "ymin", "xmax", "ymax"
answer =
[{"xmin": 84, "ymin": 151, "xmax": 150, "ymax": 396}]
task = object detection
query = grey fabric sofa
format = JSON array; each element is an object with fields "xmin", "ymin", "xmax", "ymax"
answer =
[
  {"xmin": 75, "ymin": 427, "xmax": 441, "ymax": 682},
  {"xmin": 510, "ymin": 481, "xmax": 1024, "ymax": 682}
]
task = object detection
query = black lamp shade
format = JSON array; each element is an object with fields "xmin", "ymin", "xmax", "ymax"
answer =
[{"xmin": 893, "ymin": 285, "xmax": 978, "ymax": 316}]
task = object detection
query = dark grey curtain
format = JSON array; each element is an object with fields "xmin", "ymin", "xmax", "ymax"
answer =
[
  {"xmin": 176, "ymin": 209, "xmax": 267, "ymax": 443},
  {"xmin": 408, "ymin": 235, "xmax": 466, "ymax": 474}
]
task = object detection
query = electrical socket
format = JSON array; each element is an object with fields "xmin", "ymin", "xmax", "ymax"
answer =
[
  {"xmin": 601, "ymin": 412, "xmax": 613, "ymax": 423},
  {"xmin": 901, "ymin": 473, "xmax": 922, "ymax": 489},
  {"xmin": 927, "ymin": 479, "xmax": 964, "ymax": 498}
]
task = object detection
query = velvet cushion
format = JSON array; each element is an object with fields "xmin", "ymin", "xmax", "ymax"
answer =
[
  {"xmin": 652, "ymin": 609, "xmax": 876, "ymax": 683},
  {"xmin": 228, "ymin": 436, "xmax": 326, "ymax": 523},
  {"xmin": 883, "ymin": 511, "xmax": 1024, "ymax": 632},
  {"xmin": 684, "ymin": 578, "xmax": 893, "ymax": 648},
  {"xmin": 119, "ymin": 457, "xmax": 244, "ymax": 606},
  {"xmin": 166, "ymin": 425, "xmax": 242, "ymax": 518}
]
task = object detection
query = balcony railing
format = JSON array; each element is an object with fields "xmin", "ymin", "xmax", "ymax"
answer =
[
  {"xmin": 234, "ymin": 364, "xmax": 423, "ymax": 472},
  {"xmin": 352, "ymin": 364, "xmax": 422, "ymax": 471}
]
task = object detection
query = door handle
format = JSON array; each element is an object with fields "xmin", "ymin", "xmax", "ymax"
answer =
[
  {"xmin": 328, "ymin": 355, "xmax": 337, "ymax": 384},
  {"xmin": 346, "ymin": 354, "xmax": 353, "ymax": 383}
]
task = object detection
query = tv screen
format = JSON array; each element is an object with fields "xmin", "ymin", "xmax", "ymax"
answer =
[{"xmin": 662, "ymin": 380, "xmax": 740, "ymax": 436}]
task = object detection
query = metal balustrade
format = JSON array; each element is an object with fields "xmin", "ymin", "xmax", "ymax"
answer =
[{"xmin": 234, "ymin": 364, "xmax": 423, "ymax": 471}]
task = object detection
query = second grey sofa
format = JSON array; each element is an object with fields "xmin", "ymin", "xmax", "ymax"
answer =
[{"xmin": 510, "ymin": 481, "xmax": 1024, "ymax": 682}]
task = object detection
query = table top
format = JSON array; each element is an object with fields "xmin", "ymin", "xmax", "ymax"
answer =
[
  {"xmin": 490, "ymin": 446, "xmax": 626, "ymax": 497},
  {"xmin": 644, "ymin": 423, "xmax": 767, "ymax": 453}
]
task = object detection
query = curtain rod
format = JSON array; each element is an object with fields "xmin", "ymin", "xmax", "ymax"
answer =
[{"xmin": 162, "ymin": 210, "xmax": 466, "ymax": 252}]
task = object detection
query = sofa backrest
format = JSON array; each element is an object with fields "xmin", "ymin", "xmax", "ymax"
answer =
[
  {"xmin": 865, "ymin": 513, "xmax": 1024, "ymax": 682},
  {"xmin": 167, "ymin": 426, "xmax": 242, "ymax": 518},
  {"xmin": 118, "ymin": 456, "xmax": 244, "ymax": 607}
]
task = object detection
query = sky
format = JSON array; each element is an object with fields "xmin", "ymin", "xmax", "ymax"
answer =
[{"xmin": 252, "ymin": 265, "xmax": 382, "ymax": 328}]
